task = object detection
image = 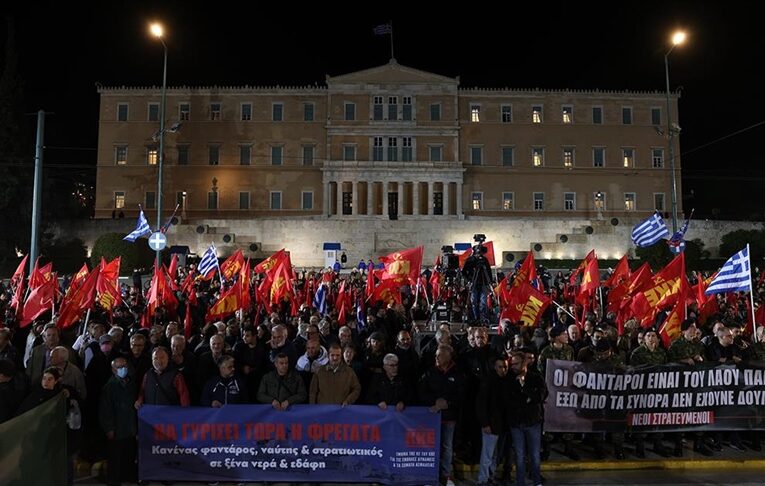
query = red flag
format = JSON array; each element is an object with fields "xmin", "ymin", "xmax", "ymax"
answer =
[
  {"xmin": 29, "ymin": 261, "xmax": 53, "ymax": 290},
  {"xmin": 20, "ymin": 278, "xmax": 56, "ymax": 327},
  {"xmin": 430, "ymin": 261, "xmax": 443, "ymax": 302},
  {"xmin": 66, "ymin": 263, "xmax": 90, "ymax": 299},
  {"xmin": 167, "ymin": 254, "xmax": 179, "ymax": 281},
  {"xmin": 658, "ymin": 299, "xmax": 686, "ymax": 348},
  {"xmin": 10, "ymin": 255, "xmax": 28, "ymax": 289},
  {"xmin": 365, "ymin": 266, "xmax": 376, "ymax": 299},
  {"xmin": 368, "ymin": 279, "xmax": 402, "ymax": 306},
  {"xmin": 337, "ymin": 281, "xmax": 350, "ymax": 325},
  {"xmin": 269, "ymin": 262, "xmax": 294, "ymax": 305},
  {"xmin": 501, "ymin": 279, "xmax": 551, "ymax": 327},
  {"xmin": 605, "ymin": 254, "xmax": 631, "ymax": 289},
  {"xmin": 239, "ymin": 258, "xmax": 252, "ymax": 313},
  {"xmin": 569, "ymin": 250, "xmax": 596, "ymax": 285},
  {"xmin": 379, "ymin": 246, "xmax": 423, "ymax": 285},
  {"xmin": 97, "ymin": 257, "xmax": 122, "ymax": 312},
  {"xmin": 579, "ymin": 256, "xmax": 600, "ymax": 295},
  {"xmin": 630, "ymin": 253, "xmax": 686, "ymax": 327},
  {"xmin": 220, "ymin": 249, "xmax": 245, "ymax": 282},
  {"xmin": 514, "ymin": 253, "xmax": 538, "ymax": 288},
  {"xmin": 180, "ymin": 273, "xmax": 198, "ymax": 306},
  {"xmin": 206, "ymin": 281, "xmax": 241, "ymax": 321},
  {"xmin": 57, "ymin": 267, "xmax": 100, "ymax": 329},
  {"xmin": 184, "ymin": 302, "xmax": 193, "ymax": 340},
  {"xmin": 254, "ymin": 249, "xmax": 289, "ymax": 276},
  {"xmin": 755, "ymin": 303, "xmax": 765, "ymax": 330}
]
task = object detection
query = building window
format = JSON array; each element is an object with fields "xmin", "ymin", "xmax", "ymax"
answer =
[
  {"xmin": 651, "ymin": 107, "xmax": 662, "ymax": 126},
  {"xmin": 270, "ymin": 192, "xmax": 282, "ymax": 210},
  {"xmin": 114, "ymin": 146, "xmax": 127, "ymax": 165},
  {"xmin": 208, "ymin": 145, "xmax": 220, "ymax": 165},
  {"xmin": 593, "ymin": 147, "xmax": 605, "ymax": 168},
  {"xmin": 343, "ymin": 144, "xmax": 356, "ymax": 161},
  {"xmin": 373, "ymin": 137, "xmax": 383, "ymax": 161},
  {"xmin": 501, "ymin": 147, "xmax": 514, "ymax": 166},
  {"xmin": 176, "ymin": 191, "xmax": 186, "ymax": 208},
  {"xmin": 241, "ymin": 103, "xmax": 252, "ymax": 121},
  {"xmin": 470, "ymin": 104, "xmax": 480, "ymax": 122},
  {"xmin": 373, "ymin": 96, "xmax": 384, "ymax": 121},
  {"xmin": 622, "ymin": 107, "xmax": 633, "ymax": 125},
  {"xmin": 148, "ymin": 103, "xmax": 159, "ymax": 122},
  {"xmin": 210, "ymin": 103, "xmax": 221, "ymax": 121},
  {"xmin": 471, "ymin": 192, "xmax": 483, "ymax": 210},
  {"xmin": 402, "ymin": 137, "xmax": 413, "ymax": 162},
  {"xmin": 652, "ymin": 148, "xmax": 664, "ymax": 168},
  {"xmin": 207, "ymin": 191, "xmax": 218, "ymax": 210},
  {"xmin": 147, "ymin": 146, "xmax": 158, "ymax": 165},
  {"xmin": 434, "ymin": 192, "xmax": 443, "ymax": 215},
  {"xmin": 532, "ymin": 147, "xmax": 544, "ymax": 167},
  {"xmin": 654, "ymin": 193, "xmax": 665, "ymax": 211},
  {"xmin": 272, "ymin": 103, "xmax": 283, "ymax": 121},
  {"xmin": 430, "ymin": 103, "xmax": 441, "ymax": 121},
  {"xmin": 302, "ymin": 191, "xmax": 314, "ymax": 210},
  {"xmin": 239, "ymin": 145, "xmax": 251, "ymax": 165},
  {"xmin": 239, "ymin": 192, "xmax": 250, "ymax": 210},
  {"xmin": 303, "ymin": 103, "xmax": 314, "ymax": 121},
  {"xmin": 502, "ymin": 192, "xmax": 514, "ymax": 210},
  {"xmin": 594, "ymin": 192, "xmax": 607, "ymax": 211},
  {"xmin": 387, "ymin": 137, "xmax": 398, "ymax": 161},
  {"xmin": 501, "ymin": 105, "xmax": 512, "ymax": 123},
  {"xmin": 179, "ymin": 103, "xmax": 190, "ymax": 121},
  {"xmin": 117, "ymin": 103, "xmax": 128, "ymax": 122},
  {"xmin": 470, "ymin": 146, "xmax": 483, "ymax": 166},
  {"xmin": 145, "ymin": 191, "xmax": 156, "ymax": 210},
  {"xmin": 532, "ymin": 105, "xmax": 543, "ymax": 123},
  {"xmin": 271, "ymin": 146, "xmax": 283, "ymax": 166},
  {"xmin": 402, "ymin": 96, "xmax": 412, "ymax": 121},
  {"xmin": 344, "ymin": 102, "xmax": 356, "ymax": 121},
  {"xmin": 564, "ymin": 192, "xmax": 576, "ymax": 211},
  {"xmin": 388, "ymin": 96, "xmax": 398, "ymax": 120},
  {"xmin": 592, "ymin": 106, "xmax": 603, "ymax": 125},
  {"xmin": 429, "ymin": 145, "xmax": 442, "ymax": 162},
  {"xmin": 622, "ymin": 148, "xmax": 634, "ymax": 168},
  {"xmin": 624, "ymin": 192, "xmax": 636, "ymax": 211},
  {"xmin": 562, "ymin": 105, "xmax": 573, "ymax": 124},
  {"xmin": 177, "ymin": 145, "xmax": 189, "ymax": 165},
  {"xmin": 563, "ymin": 148, "xmax": 575, "ymax": 168},
  {"xmin": 114, "ymin": 191, "xmax": 125, "ymax": 209},
  {"xmin": 533, "ymin": 192, "xmax": 544, "ymax": 211},
  {"xmin": 302, "ymin": 145, "xmax": 314, "ymax": 166}
]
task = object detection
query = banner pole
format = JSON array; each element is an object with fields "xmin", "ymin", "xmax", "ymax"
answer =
[{"xmin": 748, "ymin": 244, "xmax": 758, "ymax": 343}]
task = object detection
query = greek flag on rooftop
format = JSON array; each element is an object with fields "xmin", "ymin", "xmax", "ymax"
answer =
[
  {"xmin": 123, "ymin": 209, "xmax": 152, "ymax": 242},
  {"xmin": 705, "ymin": 246, "xmax": 751, "ymax": 295},
  {"xmin": 197, "ymin": 244, "xmax": 219, "ymax": 278},
  {"xmin": 631, "ymin": 212, "xmax": 669, "ymax": 247}
]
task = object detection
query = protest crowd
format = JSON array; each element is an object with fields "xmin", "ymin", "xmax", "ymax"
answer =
[{"xmin": 1, "ymin": 236, "xmax": 764, "ymax": 486}]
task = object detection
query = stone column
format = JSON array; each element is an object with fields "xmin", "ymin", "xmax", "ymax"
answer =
[
  {"xmin": 397, "ymin": 181, "xmax": 404, "ymax": 219},
  {"xmin": 412, "ymin": 181, "xmax": 420, "ymax": 216},
  {"xmin": 352, "ymin": 181, "xmax": 358, "ymax": 216},
  {"xmin": 456, "ymin": 181, "xmax": 463, "ymax": 217},
  {"xmin": 336, "ymin": 181, "xmax": 344, "ymax": 216},
  {"xmin": 427, "ymin": 181, "xmax": 434, "ymax": 216},
  {"xmin": 382, "ymin": 181, "xmax": 388, "ymax": 219},
  {"xmin": 323, "ymin": 181, "xmax": 330, "ymax": 216},
  {"xmin": 443, "ymin": 181, "xmax": 450, "ymax": 216},
  {"xmin": 367, "ymin": 181, "xmax": 373, "ymax": 216}
]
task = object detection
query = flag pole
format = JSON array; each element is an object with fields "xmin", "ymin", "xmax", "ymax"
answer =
[
  {"xmin": 551, "ymin": 299, "xmax": 576, "ymax": 320},
  {"xmin": 748, "ymin": 244, "xmax": 758, "ymax": 343},
  {"xmin": 389, "ymin": 20, "xmax": 395, "ymax": 60}
]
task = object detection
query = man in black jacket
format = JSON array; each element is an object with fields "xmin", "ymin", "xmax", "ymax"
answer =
[
  {"xmin": 366, "ymin": 353, "xmax": 410, "ymax": 410},
  {"xmin": 507, "ymin": 351, "xmax": 547, "ymax": 486},
  {"xmin": 475, "ymin": 356, "xmax": 511, "ymax": 486}
]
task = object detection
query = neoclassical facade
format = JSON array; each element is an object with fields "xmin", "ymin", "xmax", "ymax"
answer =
[{"xmin": 95, "ymin": 60, "xmax": 681, "ymax": 223}]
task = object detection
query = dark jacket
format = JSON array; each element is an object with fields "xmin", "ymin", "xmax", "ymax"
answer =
[
  {"xmin": 366, "ymin": 372, "xmax": 411, "ymax": 406},
  {"xmin": 200, "ymin": 374, "xmax": 249, "ymax": 406},
  {"xmin": 418, "ymin": 363, "xmax": 466, "ymax": 422},
  {"xmin": 507, "ymin": 370, "xmax": 547, "ymax": 427},
  {"xmin": 99, "ymin": 375, "xmax": 137, "ymax": 439},
  {"xmin": 476, "ymin": 371, "xmax": 511, "ymax": 433},
  {"xmin": 256, "ymin": 369, "xmax": 307, "ymax": 405}
]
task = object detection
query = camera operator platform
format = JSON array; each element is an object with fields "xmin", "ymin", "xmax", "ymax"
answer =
[{"xmin": 461, "ymin": 234, "xmax": 494, "ymax": 326}]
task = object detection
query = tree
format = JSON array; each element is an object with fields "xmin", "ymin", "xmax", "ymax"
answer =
[
  {"xmin": 40, "ymin": 236, "xmax": 88, "ymax": 275},
  {"xmin": 90, "ymin": 233, "xmax": 156, "ymax": 275},
  {"xmin": 634, "ymin": 241, "xmax": 672, "ymax": 270},
  {"xmin": 719, "ymin": 229, "xmax": 765, "ymax": 263}
]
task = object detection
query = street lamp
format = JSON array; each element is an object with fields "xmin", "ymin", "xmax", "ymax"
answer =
[
  {"xmin": 664, "ymin": 30, "xmax": 686, "ymax": 233},
  {"xmin": 150, "ymin": 22, "xmax": 168, "ymax": 267}
]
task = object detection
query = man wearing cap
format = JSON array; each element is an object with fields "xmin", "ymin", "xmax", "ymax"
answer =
[{"xmin": 630, "ymin": 328, "xmax": 670, "ymax": 458}]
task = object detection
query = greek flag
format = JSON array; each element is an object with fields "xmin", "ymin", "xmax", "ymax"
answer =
[
  {"xmin": 631, "ymin": 212, "xmax": 669, "ymax": 247},
  {"xmin": 705, "ymin": 246, "xmax": 751, "ymax": 295},
  {"xmin": 123, "ymin": 209, "xmax": 152, "ymax": 242},
  {"xmin": 197, "ymin": 244, "xmax": 219, "ymax": 279},
  {"xmin": 313, "ymin": 283, "xmax": 327, "ymax": 315},
  {"xmin": 373, "ymin": 23, "xmax": 392, "ymax": 35}
]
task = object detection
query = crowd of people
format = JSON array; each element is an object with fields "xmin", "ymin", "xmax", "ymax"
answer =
[{"xmin": 0, "ymin": 253, "xmax": 764, "ymax": 486}]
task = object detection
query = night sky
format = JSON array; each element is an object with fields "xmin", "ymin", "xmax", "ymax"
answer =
[{"xmin": 5, "ymin": 1, "xmax": 763, "ymax": 220}]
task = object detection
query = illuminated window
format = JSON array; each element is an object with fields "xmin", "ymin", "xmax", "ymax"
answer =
[
  {"xmin": 114, "ymin": 191, "xmax": 125, "ymax": 209},
  {"xmin": 114, "ymin": 146, "xmax": 127, "ymax": 165},
  {"xmin": 532, "ymin": 105, "xmax": 543, "ymax": 123},
  {"xmin": 594, "ymin": 192, "xmax": 606, "ymax": 210},
  {"xmin": 502, "ymin": 192, "xmax": 514, "ymax": 210},
  {"xmin": 532, "ymin": 147, "xmax": 544, "ymax": 167},
  {"xmin": 147, "ymin": 146, "xmax": 158, "ymax": 165},
  {"xmin": 562, "ymin": 106, "xmax": 573, "ymax": 124},
  {"xmin": 622, "ymin": 148, "xmax": 634, "ymax": 168},
  {"xmin": 471, "ymin": 104, "xmax": 480, "ymax": 122},
  {"xmin": 563, "ymin": 148, "xmax": 574, "ymax": 168},
  {"xmin": 471, "ymin": 192, "xmax": 483, "ymax": 210},
  {"xmin": 624, "ymin": 193, "xmax": 636, "ymax": 211}
]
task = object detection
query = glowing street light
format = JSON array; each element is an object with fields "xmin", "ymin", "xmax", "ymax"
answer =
[
  {"xmin": 149, "ymin": 22, "xmax": 168, "ymax": 266},
  {"xmin": 665, "ymin": 30, "xmax": 686, "ymax": 233}
]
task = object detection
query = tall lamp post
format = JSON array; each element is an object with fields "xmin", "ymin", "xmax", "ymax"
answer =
[
  {"xmin": 664, "ymin": 30, "xmax": 686, "ymax": 234},
  {"xmin": 150, "ymin": 22, "xmax": 168, "ymax": 267}
]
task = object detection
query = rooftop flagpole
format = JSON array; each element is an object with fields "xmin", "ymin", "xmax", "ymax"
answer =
[{"xmin": 389, "ymin": 20, "xmax": 395, "ymax": 60}]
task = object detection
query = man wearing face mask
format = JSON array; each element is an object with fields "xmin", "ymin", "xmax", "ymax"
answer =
[{"xmin": 99, "ymin": 356, "xmax": 138, "ymax": 486}]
